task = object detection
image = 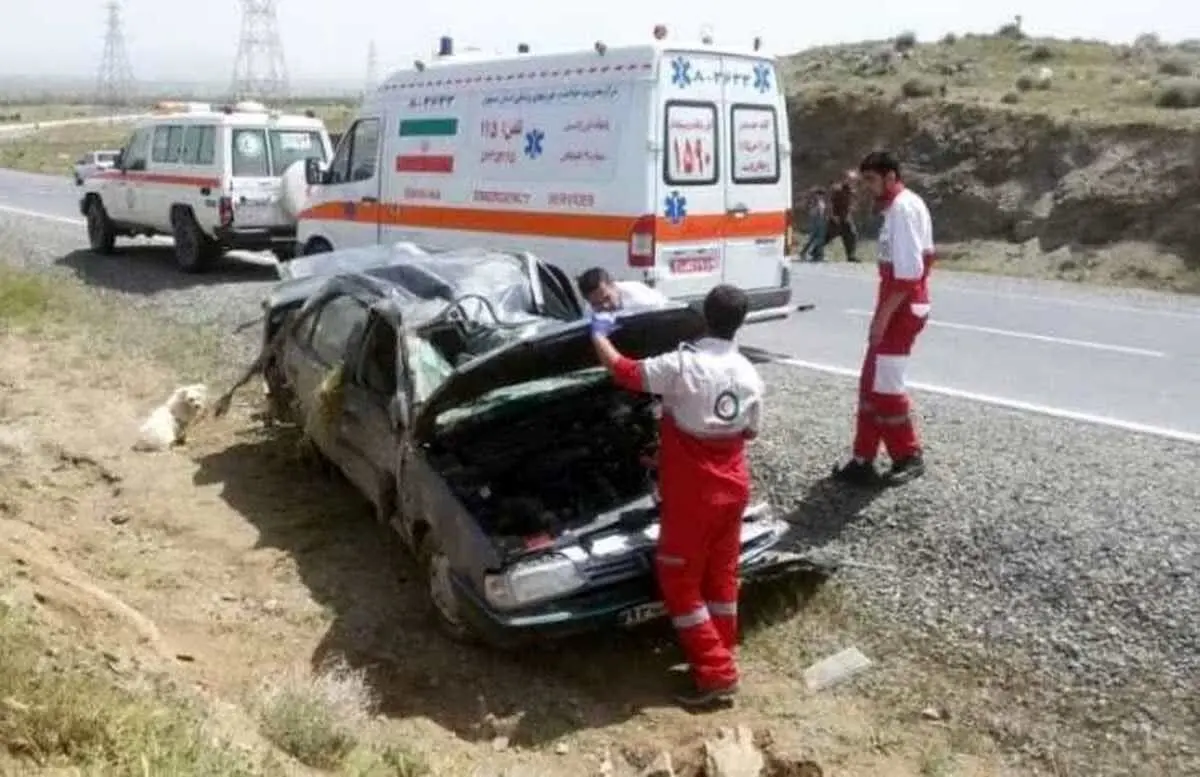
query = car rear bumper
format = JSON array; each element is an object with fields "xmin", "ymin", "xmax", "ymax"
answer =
[
  {"xmin": 214, "ymin": 224, "xmax": 296, "ymax": 251},
  {"xmin": 449, "ymin": 527, "xmax": 816, "ymax": 648},
  {"xmin": 676, "ymin": 267, "xmax": 793, "ymax": 324}
]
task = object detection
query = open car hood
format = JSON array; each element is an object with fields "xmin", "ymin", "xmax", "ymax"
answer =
[{"xmin": 412, "ymin": 305, "xmax": 706, "ymax": 441}]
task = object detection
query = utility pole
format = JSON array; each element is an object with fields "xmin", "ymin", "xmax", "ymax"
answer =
[
  {"xmin": 96, "ymin": 0, "xmax": 135, "ymax": 106},
  {"xmin": 364, "ymin": 40, "xmax": 378, "ymax": 97},
  {"xmin": 230, "ymin": 0, "xmax": 289, "ymax": 101}
]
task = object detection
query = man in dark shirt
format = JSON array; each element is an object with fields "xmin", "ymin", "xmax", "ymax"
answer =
[{"xmin": 824, "ymin": 170, "xmax": 860, "ymax": 263}]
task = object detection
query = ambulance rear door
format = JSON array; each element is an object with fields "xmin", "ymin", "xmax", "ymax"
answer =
[
  {"xmin": 655, "ymin": 50, "xmax": 726, "ymax": 300},
  {"xmin": 720, "ymin": 55, "xmax": 788, "ymax": 294}
]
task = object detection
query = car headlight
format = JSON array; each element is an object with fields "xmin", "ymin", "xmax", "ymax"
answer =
[{"xmin": 483, "ymin": 554, "xmax": 586, "ymax": 610}]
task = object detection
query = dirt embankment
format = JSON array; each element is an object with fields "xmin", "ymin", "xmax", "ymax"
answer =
[{"xmin": 788, "ymin": 93, "xmax": 1200, "ymax": 265}]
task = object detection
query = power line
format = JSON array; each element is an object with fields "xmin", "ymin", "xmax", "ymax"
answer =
[
  {"xmin": 96, "ymin": 0, "xmax": 135, "ymax": 106},
  {"xmin": 230, "ymin": 0, "xmax": 288, "ymax": 101}
]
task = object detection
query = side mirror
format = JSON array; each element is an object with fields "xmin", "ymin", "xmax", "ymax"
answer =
[
  {"xmin": 304, "ymin": 157, "xmax": 325, "ymax": 186},
  {"xmin": 387, "ymin": 394, "xmax": 409, "ymax": 430}
]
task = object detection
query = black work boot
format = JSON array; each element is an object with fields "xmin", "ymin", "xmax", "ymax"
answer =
[
  {"xmin": 885, "ymin": 453, "xmax": 926, "ymax": 485},
  {"xmin": 674, "ymin": 680, "xmax": 739, "ymax": 711},
  {"xmin": 830, "ymin": 459, "xmax": 883, "ymax": 487}
]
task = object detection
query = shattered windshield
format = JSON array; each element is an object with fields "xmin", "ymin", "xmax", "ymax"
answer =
[{"xmin": 435, "ymin": 367, "xmax": 607, "ymax": 429}]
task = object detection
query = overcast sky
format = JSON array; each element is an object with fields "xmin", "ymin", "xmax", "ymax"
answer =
[{"xmin": 2, "ymin": 0, "xmax": 1197, "ymax": 83}]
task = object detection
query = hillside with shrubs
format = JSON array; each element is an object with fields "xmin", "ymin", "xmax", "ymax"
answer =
[{"xmin": 781, "ymin": 23, "xmax": 1200, "ymax": 275}]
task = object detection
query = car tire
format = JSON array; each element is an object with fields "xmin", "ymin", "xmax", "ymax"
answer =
[
  {"xmin": 418, "ymin": 533, "xmax": 479, "ymax": 645},
  {"xmin": 170, "ymin": 208, "xmax": 219, "ymax": 274},
  {"xmin": 300, "ymin": 237, "xmax": 332, "ymax": 257},
  {"xmin": 85, "ymin": 198, "xmax": 117, "ymax": 255}
]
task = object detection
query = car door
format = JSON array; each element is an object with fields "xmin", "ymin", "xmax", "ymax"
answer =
[
  {"xmin": 108, "ymin": 127, "xmax": 151, "ymax": 224},
  {"xmin": 336, "ymin": 312, "xmax": 403, "ymax": 512},
  {"xmin": 721, "ymin": 56, "xmax": 787, "ymax": 293},
  {"xmin": 281, "ymin": 291, "xmax": 372, "ymax": 461},
  {"xmin": 657, "ymin": 52, "xmax": 726, "ymax": 300},
  {"xmin": 317, "ymin": 117, "xmax": 384, "ymax": 249}
]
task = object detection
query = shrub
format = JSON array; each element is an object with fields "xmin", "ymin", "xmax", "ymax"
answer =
[
  {"xmin": 1001, "ymin": 91, "xmax": 1021, "ymax": 104},
  {"xmin": 900, "ymin": 77, "xmax": 938, "ymax": 98},
  {"xmin": 1015, "ymin": 74, "xmax": 1035, "ymax": 91},
  {"xmin": 1157, "ymin": 56, "xmax": 1195, "ymax": 76},
  {"xmin": 894, "ymin": 30, "xmax": 918, "ymax": 52},
  {"xmin": 1027, "ymin": 43, "xmax": 1055, "ymax": 62},
  {"xmin": 1155, "ymin": 77, "xmax": 1200, "ymax": 108},
  {"xmin": 1134, "ymin": 33, "xmax": 1162, "ymax": 50},
  {"xmin": 996, "ymin": 22, "xmax": 1025, "ymax": 40},
  {"xmin": 940, "ymin": 33, "xmax": 958, "ymax": 45},
  {"xmin": 255, "ymin": 660, "xmax": 376, "ymax": 770}
]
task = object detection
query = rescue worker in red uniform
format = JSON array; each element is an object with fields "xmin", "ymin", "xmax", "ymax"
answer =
[
  {"xmin": 589, "ymin": 285, "xmax": 764, "ymax": 708},
  {"xmin": 833, "ymin": 150, "xmax": 934, "ymax": 486}
]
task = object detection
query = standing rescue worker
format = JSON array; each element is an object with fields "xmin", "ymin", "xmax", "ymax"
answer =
[
  {"xmin": 577, "ymin": 267, "xmax": 669, "ymax": 312},
  {"xmin": 589, "ymin": 285, "xmax": 763, "ymax": 709},
  {"xmin": 823, "ymin": 170, "xmax": 860, "ymax": 263},
  {"xmin": 832, "ymin": 150, "xmax": 933, "ymax": 486}
]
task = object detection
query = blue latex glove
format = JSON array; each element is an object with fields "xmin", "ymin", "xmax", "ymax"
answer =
[{"xmin": 589, "ymin": 311, "xmax": 620, "ymax": 337}]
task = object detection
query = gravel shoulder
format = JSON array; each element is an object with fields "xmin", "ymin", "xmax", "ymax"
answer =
[
  {"xmin": 750, "ymin": 363, "xmax": 1200, "ymax": 775},
  {"xmin": 1, "ymin": 211, "xmax": 1197, "ymax": 775}
]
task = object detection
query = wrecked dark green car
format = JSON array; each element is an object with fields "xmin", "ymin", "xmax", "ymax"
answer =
[{"xmin": 220, "ymin": 243, "xmax": 807, "ymax": 646}]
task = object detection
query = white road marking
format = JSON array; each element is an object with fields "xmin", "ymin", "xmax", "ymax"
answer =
[
  {"xmin": 843, "ymin": 308, "xmax": 1167, "ymax": 358},
  {"xmin": 0, "ymin": 203, "xmax": 84, "ymax": 226},
  {"xmin": 805, "ymin": 264, "xmax": 1200, "ymax": 320},
  {"xmin": 760, "ymin": 355, "xmax": 1200, "ymax": 445}
]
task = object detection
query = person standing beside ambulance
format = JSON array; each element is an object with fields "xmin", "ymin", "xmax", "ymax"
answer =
[
  {"xmin": 589, "ymin": 285, "xmax": 763, "ymax": 709},
  {"xmin": 832, "ymin": 151, "xmax": 934, "ymax": 487}
]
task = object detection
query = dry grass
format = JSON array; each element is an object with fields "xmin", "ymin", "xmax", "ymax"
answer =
[
  {"xmin": 781, "ymin": 30, "xmax": 1200, "ymax": 125},
  {"xmin": 0, "ymin": 265, "xmax": 433, "ymax": 776},
  {"xmin": 254, "ymin": 659, "xmax": 375, "ymax": 769},
  {"xmin": 0, "ymin": 102, "xmax": 126, "ymax": 124},
  {"xmin": 0, "ymin": 120, "xmax": 134, "ymax": 176},
  {"xmin": 0, "ymin": 602, "xmax": 258, "ymax": 776}
]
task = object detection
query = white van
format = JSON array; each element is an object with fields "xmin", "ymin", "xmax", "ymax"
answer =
[
  {"xmin": 296, "ymin": 29, "xmax": 794, "ymax": 319},
  {"xmin": 81, "ymin": 102, "xmax": 333, "ymax": 272}
]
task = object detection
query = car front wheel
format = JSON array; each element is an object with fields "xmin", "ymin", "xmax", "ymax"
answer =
[
  {"xmin": 86, "ymin": 199, "xmax": 116, "ymax": 255},
  {"xmin": 418, "ymin": 533, "xmax": 478, "ymax": 644}
]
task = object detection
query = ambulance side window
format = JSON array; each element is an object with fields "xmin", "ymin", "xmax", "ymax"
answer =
[
  {"xmin": 328, "ymin": 118, "xmax": 380, "ymax": 184},
  {"xmin": 663, "ymin": 101, "xmax": 718, "ymax": 186}
]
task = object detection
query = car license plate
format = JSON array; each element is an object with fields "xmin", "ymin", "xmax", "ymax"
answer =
[
  {"xmin": 670, "ymin": 256, "xmax": 718, "ymax": 274},
  {"xmin": 617, "ymin": 602, "xmax": 666, "ymax": 627}
]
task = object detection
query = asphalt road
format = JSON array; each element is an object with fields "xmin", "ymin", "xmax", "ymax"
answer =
[{"xmin": 3, "ymin": 166, "xmax": 1199, "ymax": 443}]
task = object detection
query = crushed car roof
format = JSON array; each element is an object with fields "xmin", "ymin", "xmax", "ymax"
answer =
[{"xmin": 268, "ymin": 243, "xmax": 552, "ymax": 328}]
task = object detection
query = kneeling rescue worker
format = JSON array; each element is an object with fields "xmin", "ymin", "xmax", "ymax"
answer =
[
  {"xmin": 833, "ymin": 150, "xmax": 935, "ymax": 486},
  {"xmin": 589, "ymin": 285, "xmax": 764, "ymax": 709}
]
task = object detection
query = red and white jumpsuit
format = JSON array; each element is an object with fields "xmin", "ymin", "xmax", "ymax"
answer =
[
  {"xmin": 854, "ymin": 183, "xmax": 935, "ymax": 462},
  {"xmin": 611, "ymin": 338, "xmax": 764, "ymax": 691}
]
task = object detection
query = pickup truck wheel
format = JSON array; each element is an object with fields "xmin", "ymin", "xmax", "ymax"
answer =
[
  {"xmin": 419, "ymin": 534, "xmax": 478, "ymax": 644},
  {"xmin": 85, "ymin": 199, "xmax": 117, "ymax": 255},
  {"xmin": 170, "ymin": 209, "xmax": 219, "ymax": 273}
]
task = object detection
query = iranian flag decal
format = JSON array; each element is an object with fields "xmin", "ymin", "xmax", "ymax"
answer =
[{"xmin": 396, "ymin": 117, "xmax": 457, "ymax": 173}]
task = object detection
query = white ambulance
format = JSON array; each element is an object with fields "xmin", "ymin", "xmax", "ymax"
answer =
[
  {"xmin": 296, "ymin": 27, "xmax": 795, "ymax": 319},
  {"xmin": 80, "ymin": 101, "xmax": 333, "ymax": 273}
]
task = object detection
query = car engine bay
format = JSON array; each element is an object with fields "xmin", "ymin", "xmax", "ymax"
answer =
[{"xmin": 427, "ymin": 382, "xmax": 659, "ymax": 541}]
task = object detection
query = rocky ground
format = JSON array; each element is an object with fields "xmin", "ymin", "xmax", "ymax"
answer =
[{"xmin": 1, "ymin": 210, "xmax": 1198, "ymax": 776}]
